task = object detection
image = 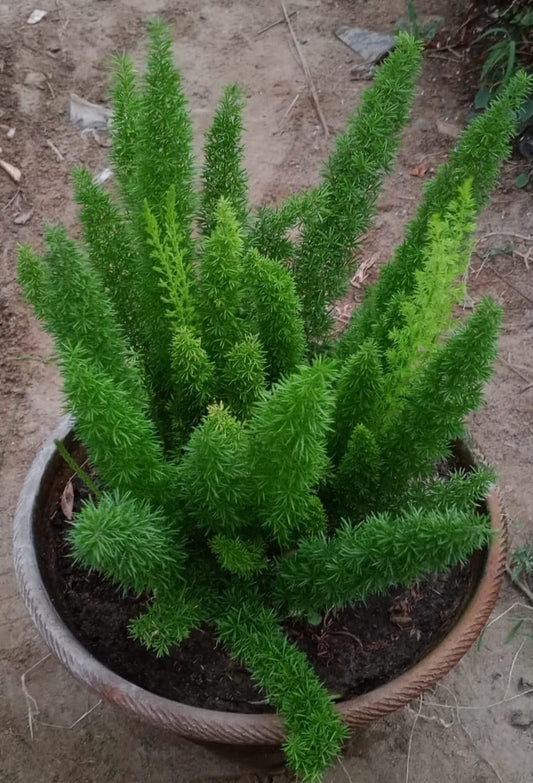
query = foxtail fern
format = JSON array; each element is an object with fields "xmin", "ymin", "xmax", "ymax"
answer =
[{"xmin": 18, "ymin": 24, "xmax": 529, "ymax": 782}]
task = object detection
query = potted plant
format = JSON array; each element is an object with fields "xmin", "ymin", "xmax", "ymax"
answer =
[{"xmin": 14, "ymin": 22, "xmax": 531, "ymax": 782}]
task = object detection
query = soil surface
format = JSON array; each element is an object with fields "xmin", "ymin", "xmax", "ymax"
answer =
[
  {"xmin": 2, "ymin": 1, "xmax": 533, "ymax": 782},
  {"xmin": 42, "ymin": 475, "xmax": 476, "ymax": 713}
]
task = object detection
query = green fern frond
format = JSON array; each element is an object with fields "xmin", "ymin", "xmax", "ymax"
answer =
[
  {"xmin": 340, "ymin": 70, "xmax": 532, "ymax": 356},
  {"xmin": 333, "ymin": 424, "xmax": 381, "ymax": 521},
  {"xmin": 210, "ymin": 534, "xmax": 267, "ymax": 576},
  {"xmin": 221, "ymin": 334, "xmax": 267, "ymax": 420},
  {"xmin": 17, "ymin": 244, "xmax": 49, "ymax": 321},
  {"xmin": 110, "ymin": 54, "xmax": 140, "ymax": 202},
  {"xmin": 144, "ymin": 187, "xmax": 196, "ymax": 331},
  {"xmin": 135, "ymin": 20, "xmax": 194, "ymax": 235},
  {"xmin": 276, "ymin": 508, "xmax": 492, "ymax": 614},
  {"xmin": 400, "ymin": 466, "xmax": 496, "ymax": 514},
  {"xmin": 177, "ymin": 403, "xmax": 250, "ymax": 535},
  {"xmin": 216, "ymin": 594, "xmax": 348, "ymax": 782},
  {"xmin": 248, "ymin": 191, "xmax": 313, "ymax": 262},
  {"xmin": 61, "ymin": 342, "xmax": 177, "ymax": 507},
  {"xmin": 199, "ymin": 84, "xmax": 248, "ymax": 235},
  {"xmin": 293, "ymin": 33, "xmax": 423, "ymax": 345},
  {"xmin": 246, "ymin": 249, "xmax": 305, "ymax": 383},
  {"xmin": 248, "ymin": 361, "xmax": 335, "ymax": 546},
  {"xmin": 170, "ymin": 326, "xmax": 215, "ymax": 442},
  {"xmin": 129, "ymin": 588, "xmax": 205, "ymax": 657},
  {"xmin": 69, "ymin": 491, "xmax": 184, "ymax": 595},
  {"xmin": 330, "ymin": 339, "xmax": 384, "ymax": 465},
  {"xmin": 198, "ymin": 197, "xmax": 245, "ymax": 366},
  {"xmin": 379, "ymin": 297, "xmax": 502, "ymax": 497},
  {"xmin": 382, "ymin": 180, "xmax": 477, "ymax": 417},
  {"xmin": 73, "ymin": 167, "xmax": 144, "ymax": 350}
]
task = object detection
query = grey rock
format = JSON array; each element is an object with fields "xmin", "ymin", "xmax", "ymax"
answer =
[{"xmin": 335, "ymin": 27, "xmax": 396, "ymax": 63}]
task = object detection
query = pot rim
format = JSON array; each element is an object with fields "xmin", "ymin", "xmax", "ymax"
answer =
[{"xmin": 13, "ymin": 416, "xmax": 506, "ymax": 745}]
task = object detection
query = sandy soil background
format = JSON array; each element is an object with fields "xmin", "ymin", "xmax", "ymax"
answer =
[{"xmin": 1, "ymin": 1, "xmax": 532, "ymax": 781}]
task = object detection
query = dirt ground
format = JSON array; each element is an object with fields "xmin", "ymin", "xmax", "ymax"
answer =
[{"xmin": 1, "ymin": 1, "xmax": 533, "ymax": 781}]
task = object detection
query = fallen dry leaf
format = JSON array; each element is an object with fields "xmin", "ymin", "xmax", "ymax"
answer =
[
  {"xmin": 411, "ymin": 163, "xmax": 429, "ymax": 177},
  {"xmin": 14, "ymin": 210, "xmax": 34, "ymax": 225},
  {"xmin": 60, "ymin": 480, "xmax": 75, "ymax": 520},
  {"xmin": 0, "ymin": 159, "xmax": 21, "ymax": 182}
]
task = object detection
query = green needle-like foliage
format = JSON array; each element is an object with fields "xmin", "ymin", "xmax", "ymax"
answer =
[
  {"xmin": 61, "ymin": 342, "xmax": 177, "ymax": 508},
  {"xmin": 330, "ymin": 339, "xmax": 384, "ymax": 465},
  {"xmin": 20, "ymin": 226, "xmax": 144, "ymax": 397},
  {"xmin": 400, "ymin": 466, "xmax": 496, "ymax": 514},
  {"xmin": 110, "ymin": 54, "xmax": 140, "ymax": 202},
  {"xmin": 69, "ymin": 491, "xmax": 184, "ymax": 595},
  {"xmin": 200, "ymin": 85, "xmax": 248, "ymax": 235},
  {"xmin": 222, "ymin": 334, "xmax": 266, "ymax": 420},
  {"xmin": 339, "ymin": 70, "xmax": 533, "ymax": 358},
  {"xmin": 248, "ymin": 361, "xmax": 335, "ymax": 546},
  {"xmin": 198, "ymin": 197, "xmax": 245, "ymax": 366},
  {"xmin": 217, "ymin": 595, "xmax": 348, "ymax": 782},
  {"xmin": 177, "ymin": 403, "xmax": 250, "ymax": 535},
  {"xmin": 248, "ymin": 191, "xmax": 314, "ymax": 262},
  {"xmin": 73, "ymin": 167, "xmax": 143, "ymax": 350},
  {"xmin": 135, "ymin": 21, "xmax": 194, "ymax": 235},
  {"xmin": 383, "ymin": 182, "xmax": 476, "ymax": 404},
  {"xmin": 17, "ymin": 244, "xmax": 49, "ymax": 321},
  {"xmin": 334, "ymin": 424, "xmax": 381, "ymax": 521},
  {"xmin": 129, "ymin": 588, "xmax": 205, "ymax": 657},
  {"xmin": 19, "ymin": 25, "xmax": 522, "ymax": 781},
  {"xmin": 275, "ymin": 508, "xmax": 492, "ymax": 615},
  {"xmin": 377, "ymin": 298, "xmax": 502, "ymax": 500},
  {"xmin": 170, "ymin": 327, "xmax": 215, "ymax": 441},
  {"xmin": 246, "ymin": 249, "xmax": 305, "ymax": 384},
  {"xmin": 144, "ymin": 187, "xmax": 197, "ymax": 331},
  {"xmin": 292, "ymin": 34, "xmax": 422, "ymax": 344},
  {"xmin": 210, "ymin": 535, "xmax": 266, "ymax": 576}
]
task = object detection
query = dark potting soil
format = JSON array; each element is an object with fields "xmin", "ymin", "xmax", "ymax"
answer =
[{"xmin": 37, "ymin": 446, "xmax": 481, "ymax": 714}]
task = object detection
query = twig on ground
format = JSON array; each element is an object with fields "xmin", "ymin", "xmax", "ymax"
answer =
[
  {"xmin": 279, "ymin": 0, "xmax": 329, "ymax": 138},
  {"xmin": 21, "ymin": 654, "xmax": 102, "ymax": 737},
  {"xmin": 45, "ymin": 139, "xmax": 64, "ymax": 162},
  {"xmin": 256, "ymin": 9, "xmax": 296, "ymax": 36},
  {"xmin": 405, "ymin": 695, "xmax": 423, "ymax": 783},
  {"xmin": 36, "ymin": 699, "xmax": 102, "ymax": 730},
  {"xmin": 2, "ymin": 188, "xmax": 21, "ymax": 212},
  {"xmin": 273, "ymin": 93, "xmax": 300, "ymax": 135},
  {"xmin": 21, "ymin": 654, "xmax": 51, "ymax": 740},
  {"xmin": 477, "ymin": 232, "xmax": 533, "ymax": 245},
  {"xmin": 504, "ymin": 639, "xmax": 526, "ymax": 700},
  {"xmin": 336, "ymin": 758, "xmax": 354, "ymax": 783}
]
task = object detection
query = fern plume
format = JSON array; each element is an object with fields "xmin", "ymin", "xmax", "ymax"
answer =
[
  {"xmin": 110, "ymin": 54, "xmax": 140, "ymax": 202},
  {"xmin": 217, "ymin": 594, "xmax": 348, "ymax": 782},
  {"xmin": 200, "ymin": 84, "xmax": 248, "ymax": 235},
  {"xmin": 246, "ymin": 249, "xmax": 305, "ymax": 383},
  {"xmin": 293, "ymin": 33, "xmax": 423, "ymax": 345},
  {"xmin": 340, "ymin": 70, "xmax": 532, "ymax": 356},
  {"xmin": 248, "ymin": 361, "xmax": 335, "ymax": 546},
  {"xmin": 198, "ymin": 197, "xmax": 245, "ymax": 366}
]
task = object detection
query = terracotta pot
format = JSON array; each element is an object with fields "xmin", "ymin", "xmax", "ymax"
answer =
[{"xmin": 13, "ymin": 417, "xmax": 506, "ymax": 746}]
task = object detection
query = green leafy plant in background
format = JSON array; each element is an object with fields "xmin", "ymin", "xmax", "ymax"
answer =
[
  {"xmin": 468, "ymin": 1, "xmax": 533, "ymax": 188},
  {"xmin": 18, "ymin": 21, "xmax": 532, "ymax": 782},
  {"xmin": 395, "ymin": 0, "xmax": 444, "ymax": 43}
]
